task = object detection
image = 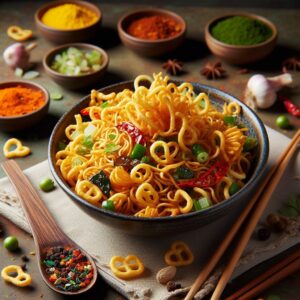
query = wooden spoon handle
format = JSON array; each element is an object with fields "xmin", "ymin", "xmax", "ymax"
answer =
[{"xmin": 2, "ymin": 160, "xmax": 66, "ymax": 248}]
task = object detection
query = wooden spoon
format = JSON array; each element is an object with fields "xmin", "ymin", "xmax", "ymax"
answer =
[{"xmin": 2, "ymin": 159, "xmax": 98, "ymax": 295}]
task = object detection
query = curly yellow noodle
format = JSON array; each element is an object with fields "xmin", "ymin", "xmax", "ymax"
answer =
[{"xmin": 55, "ymin": 73, "xmax": 256, "ymax": 218}]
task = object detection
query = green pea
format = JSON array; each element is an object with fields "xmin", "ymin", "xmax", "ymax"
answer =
[
  {"xmin": 39, "ymin": 178, "xmax": 55, "ymax": 192},
  {"xmin": 102, "ymin": 200, "xmax": 115, "ymax": 211},
  {"xmin": 276, "ymin": 115, "xmax": 290, "ymax": 129},
  {"xmin": 229, "ymin": 182, "xmax": 240, "ymax": 195},
  {"xmin": 3, "ymin": 236, "xmax": 19, "ymax": 251}
]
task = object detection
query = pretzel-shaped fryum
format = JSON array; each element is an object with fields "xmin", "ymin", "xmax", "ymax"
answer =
[
  {"xmin": 110, "ymin": 255, "xmax": 145, "ymax": 279},
  {"xmin": 7, "ymin": 26, "xmax": 33, "ymax": 41},
  {"xmin": 75, "ymin": 180, "xmax": 103, "ymax": 205},
  {"xmin": 3, "ymin": 138, "xmax": 31, "ymax": 158},
  {"xmin": 1, "ymin": 265, "xmax": 32, "ymax": 287},
  {"xmin": 164, "ymin": 241, "xmax": 194, "ymax": 266}
]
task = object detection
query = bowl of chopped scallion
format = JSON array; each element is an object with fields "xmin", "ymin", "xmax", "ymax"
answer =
[{"xmin": 43, "ymin": 43, "xmax": 109, "ymax": 89}]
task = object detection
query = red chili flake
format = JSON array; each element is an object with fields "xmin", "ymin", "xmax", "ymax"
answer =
[
  {"xmin": 278, "ymin": 95, "xmax": 300, "ymax": 117},
  {"xmin": 117, "ymin": 122, "xmax": 147, "ymax": 144},
  {"xmin": 177, "ymin": 161, "xmax": 229, "ymax": 188},
  {"xmin": 80, "ymin": 108, "xmax": 90, "ymax": 116}
]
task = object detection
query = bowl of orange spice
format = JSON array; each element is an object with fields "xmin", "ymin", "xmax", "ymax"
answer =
[
  {"xmin": 118, "ymin": 8, "xmax": 186, "ymax": 57},
  {"xmin": 0, "ymin": 81, "xmax": 49, "ymax": 132}
]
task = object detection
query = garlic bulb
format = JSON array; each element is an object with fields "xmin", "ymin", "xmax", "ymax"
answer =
[
  {"xmin": 3, "ymin": 42, "xmax": 36, "ymax": 70},
  {"xmin": 244, "ymin": 73, "xmax": 293, "ymax": 109}
]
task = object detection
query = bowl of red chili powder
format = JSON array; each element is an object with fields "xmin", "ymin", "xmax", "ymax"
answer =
[
  {"xmin": 0, "ymin": 81, "xmax": 49, "ymax": 132},
  {"xmin": 118, "ymin": 8, "xmax": 186, "ymax": 57}
]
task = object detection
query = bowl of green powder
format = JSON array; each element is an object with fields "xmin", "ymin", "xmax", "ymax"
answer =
[{"xmin": 205, "ymin": 13, "xmax": 277, "ymax": 65}]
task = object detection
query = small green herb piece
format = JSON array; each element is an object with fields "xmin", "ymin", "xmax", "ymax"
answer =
[
  {"xmin": 276, "ymin": 115, "xmax": 290, "ymax": 129},
  {"xmin": 72, "ymin": 157, "xmax": 84, "ymax": 167},
  {"xmin": 193, "ymin": 197, "xmax": 211, "ymax": 211},
  {"xmin": 192, "ymin": 144, "xmax": 209, "ymax": 163},
  {"xmin": 90, "ymin": 170, "xmax": 111, "ymax": 197},
  {"xmin": 243, "ymin": 137, "xmax": 258, "ymax": 151},
  {"xmin": 174, "ymin": 166, "xmax": 194, "ymax": 180},
  {"xmin": 105, "ymin": 143, "xmax": 121, "ymax": 153},
  {"xmin": 58, "ymin": 141, "xmax": 67, "ymax": 150},
  {"xmin": 224, "ymin": 115, "xmax": 237, "ymax": 125},
  {"xmin": 101, "ymin": 101, "xmax": 109, "ymax": 108},
  {"xmin": 50, "ymin": 92, "xmax": 63, "ymax": 101},
  {"xmin": 82, "ymin": 135, "xmax": 93, "ymax": 149},
  {"xmin": 130, "ymin": 143, "xmax": 146, "ymax": 159},
  {"xmin": 44, "ymin": 260, "xmax": 55, "ymax": 267},
  {"xmin": 3, "ymin": 236, "xmax": 19, "ymax": 251},
  {"xmin": 229, "ymin": 182, "xmax": 240, "ymax": 195},
  {"xmin": 102, "ymin": 200, "xmax": 115, "ymax": 211},
  {"xmin": 77, "ymin": 146, "xmax": 90, "ymax": 155},
  {"xmin": 278, "ymin": 195, "xmax": 300, "ymax": 217},
  {"xmin": 141, "ymin": 156, "xmax": 150, "ymax": 163},
  {"xmin": 39, "ymin": 178, "xmax": 55, "ymax": 192},
  {"xmin": 108, "ymin": 134, "xmax": 116, "ymax": 140}
]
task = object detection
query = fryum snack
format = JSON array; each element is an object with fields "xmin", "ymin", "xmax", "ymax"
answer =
[
  {"xmin": 164, "ymin": 241, "xmax": 194, "ymax": 266},
  {"xmin": 110, "ymin": 255, "xmax": 145, "ymax": 279},
  {"xmin": 1, "ymin": 265, "xmax": 32, "ymax": 287},
  {"xmin": 3, "ymin": 138, "xmax": 31, "ymax": 158},
  {"xmin": 55, "ymin": 73, "xmax": 257, "ymax": 217}
]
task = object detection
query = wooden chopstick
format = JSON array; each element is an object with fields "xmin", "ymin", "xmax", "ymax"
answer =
[
  {"xmin": 211, "ymin": 129, "xmax": 300, "ymax": 300},
  {"xmin": 184, "ymin": 129, "xmax": 300, "ymax": 300},
  {"xmin": 225, "ymin": 248, "xmax": 300, "ymax": 300}
]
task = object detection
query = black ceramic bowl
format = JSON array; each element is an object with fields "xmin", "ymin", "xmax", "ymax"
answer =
[{"xmin": 49, "ymin": 80, "xmax": 269, "ymax": 235}]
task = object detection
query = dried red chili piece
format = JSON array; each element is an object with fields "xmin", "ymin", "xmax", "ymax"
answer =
[
  {"xmin": 117, "ymin": 122, "xmax": 147, "ymax": 144},
  {"xmin": 177, "ymin": 161, "xmax": 229, "ymax": 188},
  {"xmin": 80, "ymin": 108, "xmax": 90, "ymax": 116},
  {"xmin": 278, "ymin": 95, "xmax": 300, "ymax": 117}
]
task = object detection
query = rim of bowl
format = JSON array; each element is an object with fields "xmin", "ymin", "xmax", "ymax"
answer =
[
  {"xmin": 205, "ymin": 12, "xmax": 278, "ymax": 49},
  {"xmin": 49, "ymin": 79, "xmax": 269, "ymax": 224},
  {"xmin": 0, "ymin": 80, "xmax": 49, "ymax": 120},
  {"xmin": 118, "ymin": 8, "xmax": 187, "ymax": 43},
  {"xmin": 43, "ymin": 43, "xmax": 109, "ymax": 79},
  {"xmin": 35, "ymin": 0, "xmax": 101, "ymax": 32}
]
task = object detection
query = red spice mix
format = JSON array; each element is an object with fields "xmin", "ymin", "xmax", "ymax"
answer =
[
  {"xmin": 0, "ymin": 86, "xmax": 45, "ymax": 117},
  {"xmin": 127, "ymin": 15, "xmax": 182, "ymax": 40}
]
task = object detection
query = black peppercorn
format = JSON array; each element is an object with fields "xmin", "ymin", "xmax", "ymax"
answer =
[{"xmin": 257, "ymin": 227, "xmax": 271, "ymax": 240}]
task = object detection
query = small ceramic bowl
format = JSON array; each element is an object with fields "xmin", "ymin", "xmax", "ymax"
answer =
[
  {"xmin": 35, "ymin": 0, "xmax": 102, "ymax": 44},
  {"xmin": 118, "ymin": 8, "xmax": 186, "ymax": 57},
  {"xmin": 49, "ymin": 80, "xmax": 269, "ymax": 235},
  {"xmin": 205, "ymin": 13, "xmax": 278, "ymax": 65},
  {"xmin": 43, "ymin": 43, "xmax": 109, "ymax": 90},
  {"xmin": 0, "ymin": 81, "xmax": 49, "ymax": 132}
]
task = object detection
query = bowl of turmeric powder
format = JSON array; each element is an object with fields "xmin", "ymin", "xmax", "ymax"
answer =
[
  {"xmin": 118, "ymin": 8, "xmax": 186, "ymax": 57},
  {"xmin": 0, "ymin": 81, "xmax": 49, "ymax": 132},
  {"xmin": 35, "ymin": 0, "xmax": 102, "ymax": 44}
]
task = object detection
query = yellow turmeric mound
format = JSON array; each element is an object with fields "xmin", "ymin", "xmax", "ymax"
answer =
[{"xmin": 41, "ymin": 3, "xmax": 98, "ymax": 30}]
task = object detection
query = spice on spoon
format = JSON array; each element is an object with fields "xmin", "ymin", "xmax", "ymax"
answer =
[{"xmin": 43, "ymin": 246, "xmax": 94, "ymax": 292}]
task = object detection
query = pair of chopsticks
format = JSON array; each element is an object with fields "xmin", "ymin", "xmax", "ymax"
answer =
[
  {"xmin": 185, "ymin": 129, "xmax": 300, "ymax": 300},
  {"xmin": 225, "ymin": 246, "xmax": 300, "ymax": 299}
]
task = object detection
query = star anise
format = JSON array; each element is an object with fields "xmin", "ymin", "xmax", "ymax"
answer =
[
  {"xmin": 200, "ymin": 61, "xmax": 226, "ymax": 80},
  {"xmin": 282, "ymin": 57, "xmax": 300, "ymax": 72},
  {"xmin": 162, "ymin": 59, "xmax": 183, "ymax": 75}
]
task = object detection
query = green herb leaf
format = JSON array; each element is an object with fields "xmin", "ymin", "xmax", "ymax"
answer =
[
  {"xmin": 44, "ymin": 260, "xmax": 55, "ymax": 267},
  {"xmin": 104, "ymin": 143, "xmax": 121, "ymax": 153},
  {"xmin": 101, "ymin": 101, "xmax": 109, "ymax": 108},
  {"xmin": 108, "ymin": 134, "xmax": 116, "ymax": 140},
  {"xmin": 278, "ymin": 206, "xmax": 299, "ymax": 218},
  {"xmin": 82, "ymin": 135, "xmax": 93, "ymax": 149}
]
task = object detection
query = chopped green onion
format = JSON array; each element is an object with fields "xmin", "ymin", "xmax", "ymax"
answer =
[
  {"xmin": 72, "ymin": 157, "xmax": 84, "ymax": 167},
  {"xmin": 102, "ymin": 200, "xmax": 115, "ymax": 211},
  {"xmin": 108, "ymin": 134, "xmax": 116, "ymax": 140},
  {"xmin": 229, "ymin": 182, "xmax": 240, "ymax": 195},
  {"xmin": 105, "ymin": 143, "xmax": 121, "ymax": 153},
  {"xmin": 23, "ymin": 70, "xmax": 40, "ymax": 79},
  {"xmin": 141, "ymin": 156, "xmax": 150, "ymax": 163},
  {"xmin": 82, "ymin": 135, "xmax": 93, "ymax": 149},
  {"xmin": 243, "ymin": 137, "xmax": 258, "ymax": 151},
  {"xmin": 193, "ymin": 197, "xmax": 211, "ymax": 211},
  {"xmin": 77, "ymin": 146, "xmax": 90, "ymax": 155},
  {"xmin": 130, "ymin": 143, "xmax": 146, "ymax": 159},
  {"xmin": 224, "ymin": 115, "xmax": 237, "ymax": 125},
  {"xmin": 174, "ymin": 166, "xmax": 194, "ymax": 180},
  {"xmin": 71, "ymin": 130, "xmax": 81, "ymax": 140},
  {"xmin": 15, "ymin": 68, "xmax": 23, "ymax": 77},
  {"xmin": 101, "ymin": 101, "xmax": 109, "ymax": 108},
  {"xmin": 84, "ymin": 124, "xmax": 96, "ymax": 136},
  {"xmin": 199, "ymin": 99, "xmax": 206, "ymax": 109},
  {"xmin": 192, "ymin": 144, "xmax": 209, "ymax": 163}
]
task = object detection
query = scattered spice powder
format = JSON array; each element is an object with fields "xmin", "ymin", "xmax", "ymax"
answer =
[
  {"xmin": 127, "ymin": 15, "xmax": 182, "ymax": 40},
  {"xmin": 0, "ymin": 86, "xmax": 45, "ymax": 117},
  {"xmin": 43, "ymin": 246, "xmax": 94, "ymax": 292}
]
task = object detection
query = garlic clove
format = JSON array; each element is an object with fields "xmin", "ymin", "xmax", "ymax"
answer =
[{"xmin": 244, "ymin": 73, "xmax": 293, "ymax": 110}]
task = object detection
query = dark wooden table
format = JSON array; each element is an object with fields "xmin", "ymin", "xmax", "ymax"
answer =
[{"xmin": 0, "ymin": 1, "xmax": 299, "ymax": 299}]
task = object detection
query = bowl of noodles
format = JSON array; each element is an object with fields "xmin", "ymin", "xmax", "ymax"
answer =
[{"xmin": 49, "ymin": 73, "xmax": 269, "ymax": 235}]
